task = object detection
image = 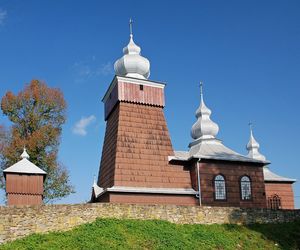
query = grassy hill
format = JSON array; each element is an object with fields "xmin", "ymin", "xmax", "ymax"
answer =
[{"xmin": 1, "ymin": 218, "xmax": 299, "ymax": 250}]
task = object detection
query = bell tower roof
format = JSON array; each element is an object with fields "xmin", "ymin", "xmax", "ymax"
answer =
[{"xmin": 3, "ymin": 148, "xmax": 46, "ymax": 175}]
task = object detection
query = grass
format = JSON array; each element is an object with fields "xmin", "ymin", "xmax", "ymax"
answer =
[{"xmin": 1, "ymin": 219, "xmax": 300, "ymax": 250}]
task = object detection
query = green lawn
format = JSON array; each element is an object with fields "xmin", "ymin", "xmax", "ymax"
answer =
[{"xmin": 1, "ymin": 219, "xmax": 300, "ymax": 250}]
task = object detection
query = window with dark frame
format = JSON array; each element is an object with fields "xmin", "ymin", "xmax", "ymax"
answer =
[
  {"xmin": 214, "ymin": 175, "xmax": 226, "ymax": 200},
  {"xmin": 240, "ymin": 176, "xmax": 252, "ymax": 200},
  {"xmin": 139, "ymin": 84, "xmax": 144, "ymax": 91},
  {"xmin": 268, "ymin": 194, "xmax": 281, "ymax": 210}
]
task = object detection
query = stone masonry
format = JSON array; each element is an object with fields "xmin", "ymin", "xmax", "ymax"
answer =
[{"xmin": 0, "ymin": 203, "xmax": 299, "ymax": 244}]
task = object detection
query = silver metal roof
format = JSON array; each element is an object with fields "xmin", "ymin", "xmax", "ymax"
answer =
[
  {"xmin": 246, "ymin": 126, "xmax": 267, "ymax": 161},
  {"xmin": 171, "ymin": 139, "xmax": 269, "ymax": 164},
  {"xmin": 92, "ymin": 184, "xmax": 197, "ymax": 199},
  {"xmin": 3, "ymin": 158, "xmax": 47, "ymax": 175},
  {"xmin": 263, "ymin": 167, "xmax": 296, "ymax": 182},
  {"xmin": 92, "ymin": 181, "xmax": 104, "ymax": 198}
]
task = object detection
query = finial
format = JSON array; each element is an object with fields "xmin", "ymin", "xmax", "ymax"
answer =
[
  {"xmin": 246, "ymin": 124, "xmax": 266, "ymax": 161},
  {"xmin": 191, "ymin": 81, "xmax": 219, "ymax": 140},
  {"xmin": 200, "ymin": 81, "xmax": 204, "ymax": 101},
  {"xmin": 248, "ymin": 122, "xmax": 253, "ymax": 134},
  {"xmin": 21, "ymin": 147, "xmax": 30, "ymax": 159},
  {"xmin": 129, "ymin": 18, "xmax": 133, "ymax": 37},
  {"xmin": 114, "ymin": 18, "xmax": 150, "ymax": 79}
]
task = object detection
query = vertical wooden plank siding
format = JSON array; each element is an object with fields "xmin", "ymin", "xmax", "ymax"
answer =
[
  {"xmin": 7, "ymin": 193, "xmax": 42, "ymax": 206},
  {"xmin": 104, "ymin": 79, "xmax": 165, "ymax": 120},
  {"xmin": 118, "ymin": 81, "xmax": 165, "ymax": 107},
  {"xmin": 6, "ymin": 174, "xmax": 44, "ymax": 194}
]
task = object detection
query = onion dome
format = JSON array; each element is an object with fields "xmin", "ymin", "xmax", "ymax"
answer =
[
  {"xmin": 114, "ymin": 19, "xmax": 150, "ymax": 79},
  {"xmin": 246, "ymin": 124, "xmax": 266, "ymax": 161},
  {"xmin": 191, "ymin": 82, "xmax": 219, "ymax": 140},
  {"xmin": 21, "ymin": 147, "xmax": 29, "ymax": 159}
]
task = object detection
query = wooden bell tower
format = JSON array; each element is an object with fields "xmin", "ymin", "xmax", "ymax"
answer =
[{"xmin": 3, "ymin": 148, "xmax": 47, "ymax": 206}]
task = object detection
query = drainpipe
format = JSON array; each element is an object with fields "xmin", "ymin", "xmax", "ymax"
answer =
[{"xmin": 196, "ymin": 159, "xmax": 202, "ymax": 206}]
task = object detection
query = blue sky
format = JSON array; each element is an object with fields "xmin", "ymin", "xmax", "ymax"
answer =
[{"xmin": 0, "ymin": 0, "xmax": 299, "ymax": 207}]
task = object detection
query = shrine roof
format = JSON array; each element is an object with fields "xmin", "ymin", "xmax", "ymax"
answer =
[
  {"xmin": 4, "ymin": 158, "xmax": 46, "ymax": 175},
  {"xmin": 263, "ymin": 167, "xmax": 296, "ymax": 183}
]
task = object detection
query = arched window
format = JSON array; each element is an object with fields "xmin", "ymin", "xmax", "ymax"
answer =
[
  {"xmin": 240, "ymin": 176, "xmax": 252, "ymax": 200},
  {"xmin": 268, "ymin": 194, "xmax": 281, "ymax": 210},
  {"xmin": 214, "ymin": 175, "xmax": 226, "ymax": 200}
]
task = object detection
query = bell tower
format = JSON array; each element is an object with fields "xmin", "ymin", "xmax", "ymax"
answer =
[
  {"xmin": 4, "ymin": 148, "xmax": 47, "ymax": 206},
  {"xmin": 92, "ymin": 21, "xmax": 197, "ymax": 205}
]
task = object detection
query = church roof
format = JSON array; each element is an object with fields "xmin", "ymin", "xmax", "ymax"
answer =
[
  {"xmin": 92, "ymin": 184, "xmax": 198, "ymax": 199},
  {"xmin": 92, "ymin": 177, "xmax": 104, "ymax": 198},
  {"xmin": 263, "ymin": 167, "xmax": 296, "ymax": 182},
  {"xmin": 245, "ymin": 127, "xmax": 295, "ymax": 182},
  {"xmin": 3, "ymin": 148, "xmax": 47, "ymax": 175},
  {"xmin": 171, "ymin": 140, "xmax": 268, "ymax": 164},
  {"xmin": 176, "ymin": 83, "xmax": 269, "ymax": 164}
]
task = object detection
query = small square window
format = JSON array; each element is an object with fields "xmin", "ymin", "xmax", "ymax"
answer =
[{"xmin": 139, "ymin": 85, "xmax": 144, "ymax": 91}]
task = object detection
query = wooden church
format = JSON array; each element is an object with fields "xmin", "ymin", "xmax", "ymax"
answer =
[{"xmin": 91, "ymin": 23, "xmax": 296, "ymax": 209}]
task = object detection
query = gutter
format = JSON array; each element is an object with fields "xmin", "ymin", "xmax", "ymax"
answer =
[{"xmin": 196, "ymin": 159, "xmax": 202, "ymax": 206}]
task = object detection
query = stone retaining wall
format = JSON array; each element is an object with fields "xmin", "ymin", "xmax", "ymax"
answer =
[{"xmin": 0, "ymin": 203, "xmax": 299, "ymax": 244}]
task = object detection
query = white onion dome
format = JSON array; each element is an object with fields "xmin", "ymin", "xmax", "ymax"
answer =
[
  {"xmin": 114, "ymin": 34, "xmax": 150, "ymax": 79},
  {"xmin": 191, "ymin": 89, "xmax": 219, "ymax": 140},
  {"xmin": 246, "ymin": 127, "xmax": 266, "ymax": 161},
  {"xmin": 21, "ymin": 147, "xmax": 29, "ymax": 159}
]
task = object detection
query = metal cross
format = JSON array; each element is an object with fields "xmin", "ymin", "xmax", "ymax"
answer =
[
  {"xmin": 199, "ymin": 81, "xmax": 203, "ymax": 99},
  {"xmin": 248, "ymin": 122, "xmax": 253, "ymax": 133},
  {"xmin": 129, "ymin": 18, "xmax": 133, "ymax": 36}
]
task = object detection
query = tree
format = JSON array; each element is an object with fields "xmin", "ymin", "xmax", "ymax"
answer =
[
  {"xmin": 0, "ymin": 80, "xmax": 74, "ymax": 202},
  {"xmin": 0, "ymin": 125, "xmax": 6, "ymax": 154}
]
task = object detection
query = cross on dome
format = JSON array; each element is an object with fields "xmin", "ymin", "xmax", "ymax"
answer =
[
  {"xmin": 249, "ymin": 122, "xmax": 253, "ymax": 132},
  {"xmin": 200, "ymin": 81, "xmax": 203, "ymax": 101},
  {"xmin": 129, "ymin": 18, "xmax": 133, "ymax": 37}
]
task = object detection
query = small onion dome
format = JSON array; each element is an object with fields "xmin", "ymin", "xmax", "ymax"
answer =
[
  {"xmin": 246, "ymin": 127, "xmax": 266, "ymax": 161},
  {"xmin": 191, "ymin": 88, "xmax": 219, "ymax": 140},
  {"xmin": 114, "ymin": 34, "xmax": 150, "ymax": 79},
  {"xmin": 21, "ymin": 147, "xmax": 30, "ymax": 159}
]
